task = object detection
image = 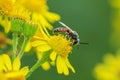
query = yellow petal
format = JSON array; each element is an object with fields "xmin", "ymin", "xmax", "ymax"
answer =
[
  {"xmin": 35, "ymin": 14, "xmax": 53, "ymax": 30},
  {"xmin": 25, "ymin": 42, "xmax": 32, "ymax": 52},
  {"xmin": 36, "ymin": 52, "xmax": 42, "ymax": 59},
  {"xmin": 31, "ymin": 40, "xmax": 47, "ymax": 47},
  {"xmin": 20, "ymin": 66, "xmax": 29, "ymax": 76},
  {"xmin": 56, "ymin": 56, "xmax": 63, "ymax": 74},
  {"xmin": 6, "ymin": 71, "xmax": 26, "ymax": 80},
  {"xmin": 2, "ymin": 18, "xmax": 11, "ymax": 33},
  {"xmin": 66, "ymin": 58, "xmax": 75, "ymax": 73},
  {"xmin": 36, "ymin": 44, "xmax": 51, "ymax": 52},
  {"xmin": 0, "ymin": 56, "xmax": 3, "ymax": 71},
  {"xmin": 37, "ymin": 52, "xmax": 51, "ymax": 71},
  {"xmin": 41, "ymin": 62, "xmax": 50, "ymax": 70},
  {"xmin": 6, "ymin": 72, "xmax": 21, "ymax": 77},
  {"xmin": 13, "ymin": 57, "xmax": 20, "ymax": 71},
  {"xmin": 0, "ymin": 73, "xmax": 6, "ymax": 80},
  {"xmin": 44, "ymin": 11, "xmax": 60, "ymax": 23},
  {"xmin": 57, "ymin": 57, "xmax": 69, "ymax": 75},
  {"xmin": 2, "ymin": 54, "xmax": 12, "ymax": 71},
  {"xmin": 93, "ymin": 64, "xmax": 115, "ymax": 79},
  {"xmin": 62, "ymin": 58, "xmax": 69, "ymax": 75},
  {"xmin": 39, "ymin": 26, "xmax": 50, "ymax": 40},
  {"xmin": 50, "ymin": 51, "xmax": 57, "ymax": 61}
]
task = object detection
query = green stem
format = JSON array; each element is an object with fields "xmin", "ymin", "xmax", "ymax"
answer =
[
  {"xmin": 18, "ymin": 36, "xmax": 30, "ymax": 59},
  {"xmin": 12, "ymin": 32, "xmax": 18, "ymax": 61},
  {"xmin": 26, "ymin": 50, "xmax": 52, "ymax": 78},
  {"xmin": 26, "ymin": 57, "xmax": 45, "ymax": 78}
]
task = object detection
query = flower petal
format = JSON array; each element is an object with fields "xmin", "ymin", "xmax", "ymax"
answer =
[
  {"xmin": 2, "ymin": 18, "xmax": 11, "ymax": 33},
  {"xmin": 6, "ymin": 71, "xmax": 26, "ymax": 80},
  {"xmin": 20, "ymin": 66, "xmax": 29, "ymax": 76},
  {"xmin": 31, "ymin": 40, "xmax": 47, "ymax": 47},
  {"xmin": 41, "ymin": 62, "xmax": 50, "ymax": 70},
  {"xmin": 6, "ymin": 72, "xmax": 21, "ymax": 77},
  {"xmin": 0, "ymin": 73, "xmax": 6, "ymax": 80},
  {"xmin": 36, "ymin": 44, "xmax": 51, "ymax": 52},
  {"xmin": 36, "ymin": 52, "xmax": 42, "ymax": 59},
  {"xmin": 25, "ymin": 42, "xmax": 32, "ymax": 52},
  {"xmin": 56, "ymin": 56, "xmax": 63, "ymax": 74},
  {"xmin": 66, "ymin": 58, "xmax": 75, "ymax": 73},
  {"xmin": 2, "ymin": 54, "xmax": 12, "ymax": 71},
  {"xmin": 44, "ymin": 11, "xmax": 60, "ymax": 23},
  {"xmin": 37, "ymin": 14, "xmax": 53, "ymax": 30},
  {"xmin": 13, "ymin": 57, "xmax": 21, "ymax": 71},
  {"xmin": 62, "ymin": 58, "xmax": 69, "ymax": 75},
  {"xmin": 50, "ymin": 51, "xmax": 57, "ymax": 61},
  {"xmin": 0, "ymin": 56, "xmax": 3, "ymax": 71}
]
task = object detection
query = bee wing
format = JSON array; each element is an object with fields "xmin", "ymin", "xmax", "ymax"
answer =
[{"xmin": 59, "ymin": 21, "xmax": 73, "ymax": 32}]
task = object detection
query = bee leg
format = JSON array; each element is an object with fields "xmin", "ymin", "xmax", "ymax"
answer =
[{"xmin": 64, "ymin": 32, "xmax": 69, "ymax": 39}]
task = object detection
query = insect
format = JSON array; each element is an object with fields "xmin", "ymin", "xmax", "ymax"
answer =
[
  {"xmin": 54, "ymin": 21, "xmax": 88, "ymax": 45},
  {"xmin": 54, "ymin": 21, "xmax": 80, "ymax": 45}
]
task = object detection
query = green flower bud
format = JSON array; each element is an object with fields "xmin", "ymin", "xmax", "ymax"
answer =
[
  {"xmin": 22, "ymin": 21, "xmax": 37, "ymax": 37},
  {"xmin": 11, "ymin": 18, "xmax": 24, "ymax": 32}
]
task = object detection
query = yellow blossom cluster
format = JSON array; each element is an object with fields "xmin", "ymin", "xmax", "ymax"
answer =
[
  {"xmin": 0, "ymin": 0, "xmax": 60, "ymax": 33},
  {"xmin": 94, "ymin": 50, "xmax": 120, "ymax": 80},
  {"xmin": 0, "ymin": 54, "xmax": 29, "ymax": 80},
  {"xmin": 93, "ymin": 1, "xmax": 120, "ymax": 80},
  {"xmin": 0, "ymin": 0, "xmax": 76, "ymax": 80},
  {"xmin": 32, "ymin": 30, "xmax": 75, "ymax": 75}
]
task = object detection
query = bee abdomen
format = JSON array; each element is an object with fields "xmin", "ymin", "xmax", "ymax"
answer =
[{"xmin": 53, "ymin": 27, "xmax": 69, "ymax": 33}]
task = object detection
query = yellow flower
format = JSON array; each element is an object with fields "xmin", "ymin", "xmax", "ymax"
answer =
[
  {"xmin": 94, "ymin": 50, "xmax": 120, "ymax": 80},
  {"xmin": 0, "ymin": 0, "xmax": 15, "ymax": 15},
  {"xmin": 0, "ymin": 0, "xmax": 14, "ymax": 33},
  {"xmin": 0, "ymin": 0, "xmax": 30, "ymax": 33},
  {"xmin": 0, "ymin": 0, "xmax": 60, "ymax": 33},
  {"xmin": 17, "ymin": 0, "xmax": 60, "ymax": 30},
  {"xmin": 0, "ymin": 54, "xmax": 29, "ymax": 80},
  {"xmin": 32, "ymin": 28, "xmax": 75, "ymax": 75},
  {"xmin": 25, "ymin": 26, "xmax": 50, "ymax": 52}
]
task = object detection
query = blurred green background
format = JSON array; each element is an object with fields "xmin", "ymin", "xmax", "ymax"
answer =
[{"xmin": 22, "ymin": 0, "xmax": 112, "ymax": 80}]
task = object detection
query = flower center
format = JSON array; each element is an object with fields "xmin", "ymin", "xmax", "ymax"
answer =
[{"xmin": 48, "ymin": 35, "xmax": 72, "ymax": 57}]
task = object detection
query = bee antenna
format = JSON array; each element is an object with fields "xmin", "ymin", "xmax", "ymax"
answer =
[{"xmin": 79, "ymin": 42, "xmax": 89, "ymax": 45}]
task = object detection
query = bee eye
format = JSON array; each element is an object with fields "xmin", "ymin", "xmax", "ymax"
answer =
[{"xmin": 73, "ymin": 40, "xmax": 79, "ymax": 45}]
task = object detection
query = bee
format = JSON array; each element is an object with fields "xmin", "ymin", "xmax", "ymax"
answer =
[
  {"xmin": 54, "ymin": 21, "xmax": 80, "ymax": 45},
  {"xmin": 54, "ymin": 21, "xmax": 89, "ymax": 45}
]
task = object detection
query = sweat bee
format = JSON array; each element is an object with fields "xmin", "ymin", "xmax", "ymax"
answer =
[
  {"xmin": 54, "ymin": 21, "xmax": 88, "ymax": 45},
  {"xmin": 53, "ymin": 21, "xmax": 79, "ymax": 45}
]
